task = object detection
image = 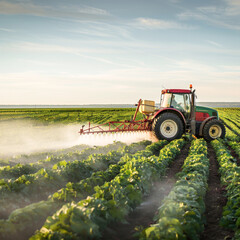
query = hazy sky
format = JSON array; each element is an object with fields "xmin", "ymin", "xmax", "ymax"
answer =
[{"xmin": 0, "ymin": 0, "xmax": 239, "ymax": 104}]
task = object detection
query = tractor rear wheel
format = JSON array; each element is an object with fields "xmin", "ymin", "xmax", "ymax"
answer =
[
  {"xmin": 153, "ymin": 112, "xmax": 184, "ymax": 141},
  {"xmin": 202, "ymin": 119, "xmax": 226, "ymax": 141}
]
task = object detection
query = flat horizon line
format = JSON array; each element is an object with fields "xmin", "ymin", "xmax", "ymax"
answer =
[{"xmin": 0, "ymin": 101, "xmax": 239, "ymax": 106}]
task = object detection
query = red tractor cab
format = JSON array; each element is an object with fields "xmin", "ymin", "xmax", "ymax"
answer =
[{"xmin": 152, "ymin": 87, "xmax": 225, "ymax": 141}]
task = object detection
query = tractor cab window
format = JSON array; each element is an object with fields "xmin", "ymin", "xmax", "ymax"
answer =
[
  {"xmin": 171, "ymin": 94, "xmax": 191, "ymax": 114},
  {"xmin": 161, "ymin": 93, "xmax": 172, "ymax": 108},
  {"xmin": 171, "ymin": 94, "xmax": 183, "ymax": 110},
  {"xmin": 161, "ymin": 93, "xmax": 191, "ymax": 116},
  {"xmin": 183, "ymin": 94, "xmax": 191, "ymax": 113}
]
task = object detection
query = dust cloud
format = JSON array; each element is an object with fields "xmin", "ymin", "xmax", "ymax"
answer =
[{"xmin": 0, "ymin": 120, "xmax": 154, "ymax": 158}]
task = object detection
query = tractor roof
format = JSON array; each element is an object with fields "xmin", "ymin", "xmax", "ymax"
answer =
[{"xmin": 162, "ymin": 89, "xmax": 191, "ymax": 94}]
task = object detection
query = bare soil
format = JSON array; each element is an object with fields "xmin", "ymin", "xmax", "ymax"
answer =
[
  {"xmin": 226, "ymin": 144, "xmax": 240, "ymax": 166},
  {"xmin": 200, "ymin": 143, "xmax": 234, "ymax": 240},
  {"xmin": 226, "ymin": 118, "xmax": 240, "ymax": 131},
  {"xmin": 101, "ymin": 142, "xmax": 191, "ymax": 240},
  {"xmin": 220, "ymin": 118, "xmax": 240, "ymax": 137}
]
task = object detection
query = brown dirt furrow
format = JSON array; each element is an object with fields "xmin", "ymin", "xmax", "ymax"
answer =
[
  {"xmin": 101, "ymin": 142, "xmax": 191, "ymax": 240},
  {"xmin": 221, "ymin": 118, "xmax": 240, "ymax": 137},
  {"xmin": 200, "ymin": 143, "xmax": 234, "ymax": 240},
  {"xmin": 226, "ymin": 143, "xmax": 240, "ymax": 166},
  {"xmin": 226, "ymin": 118, "xmax": 240, "ymax": 130}
]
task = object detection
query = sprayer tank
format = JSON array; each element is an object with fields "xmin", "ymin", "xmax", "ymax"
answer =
[{"xmin": 139, "ymin": 100, "xmax": 155, "ymax": 114}]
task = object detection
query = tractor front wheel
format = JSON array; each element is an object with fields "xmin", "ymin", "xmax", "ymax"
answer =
[
  {"xmin": 202, "ymin": 119, "xmax": 226, "ymax": 141},
  {"xmin": 153, "ymin": 112, "xmax": 184, "ymax": 141}
]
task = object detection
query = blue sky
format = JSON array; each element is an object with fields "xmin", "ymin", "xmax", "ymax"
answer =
[{"xmin": 0, "ymin": 0, "xmax": 239, "ymax": 104}]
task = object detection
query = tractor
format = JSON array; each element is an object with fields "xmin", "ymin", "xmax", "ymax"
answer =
[{"xmin": 79, "ymin": 85, "xmax": 226, "ymax": 141}]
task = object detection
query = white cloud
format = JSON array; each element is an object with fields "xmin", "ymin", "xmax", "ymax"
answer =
[
  {"xmin": 206, "ymin": 40, "xmax": 222, "ymax": 47},
  {"xmin": 224, "ymin": 0, "xmax": 240, "ymax": 16},
  {"xmin": 178, "ymin": 0, "xmax": 240, "ymax": 30},
  {"xmin": 198, "ymin": 6, "xmax": 220, "ymax": 14},
  {"xmin": 0, "ymin": 1, "xmax": 110, "ymax": 20},
  {"xmin": 17, "ymin": 42, "xmax": 87, "ymax": 53},
  {"xmin": 173, "ymin": 59, "xmax": 217, "ymax": 72},
  {"xmin": 15, "ymin": 41, "xmax": 115, "ymax": 55},
  {"xmin": 1, "ymin": 60, "xmax": 239, "ymax": 104},
  {"xmin": 132, "ymin": 17, "xmax": 190, "ymax": 30},
  {"xmin": 5, "ymin": 41, "xmax": 138, "ymax": 68},
  {"xmin": 67, "ymin": 22, "xmax": 133, "ymax": 40},
  {"xmin": 178, "ymin": 8, "xmax": 240, "ymax": 30},
  {"xmin": 0, "ymin": 27, "xmax": 15, "ymax": 32},
  {"xmin": 222, "ymin": 65, "xmax": 240, "ymax": 71},
  {"xmin": 197, "ymin": 1, "xmax": 240, "ymax": 16}
]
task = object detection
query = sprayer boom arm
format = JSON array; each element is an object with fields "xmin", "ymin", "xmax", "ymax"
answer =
[
  {"xmin": 79, "ymin": 99, "xmax": 153, "ymax": 135},
  {"xmin": 79, "ymin": 119, "xmax": 152, "ymax": 135}
]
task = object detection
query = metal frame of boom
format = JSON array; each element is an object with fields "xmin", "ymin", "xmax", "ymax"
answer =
[{"xmin": 79, "ymin": 99, "xmax": 152, "ymax": 135}]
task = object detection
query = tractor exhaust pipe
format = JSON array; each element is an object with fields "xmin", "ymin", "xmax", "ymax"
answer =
[{"xmin": 190, "ymin": 87, "xmax": 196, "ymax": 135}]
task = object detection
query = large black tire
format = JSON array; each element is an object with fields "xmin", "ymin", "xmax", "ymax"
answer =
[
  {"xmin": 202, "ymin": 119, "xmax": 226, "ymax": 141},
  {"xmin": 152, "ymin": 112, "xmax": 184, "ymax": 141}
]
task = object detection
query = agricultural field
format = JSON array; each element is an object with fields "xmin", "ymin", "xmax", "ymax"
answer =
[
  {"xmin": 0, "ymin": 108, "xmax": 137, "ymax": 124},
  {"xmin": 0, "ymin": 108, "xmax": 239, "ymax": 240}
]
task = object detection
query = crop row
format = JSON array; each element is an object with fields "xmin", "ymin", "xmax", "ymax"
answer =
[
  {"xmin": 7, "ymin": 143, "xmax": 89, "ymax": 166},
  {"xmin": 140, "ymin": 139, "xmax": 209, "ymax": 240},
  {"xmin": 225, "ymin": 128, "xmax": 239, "ymax": 141},
  {"xmin": 0, "ymin": 141, "xmax": 151, "ymax": 219},
  {"xmin": 51, "ymin": 140, "xmax": 168, "ymax": 204},
  {"xmin": 0, "ymin": 140, "xmax": 168, "ymax": 240},
  {"xmin": 0, "ymin": 150, "xmax": 118, "ymax": 216},
  {"xmin": 226, "ymin": 140, "xmax": 240, "ymax": 159},
  {"xmin": 221, "ymin": 122, "xmax": 239, "ymax": 142},
  {"xmin": 34, "ymin": 141, "xmax": 127, "ymax": 168},
  {"xmin": 223, "ymin": 118, "xmax": 240, "ymax": 137},
  {"xmin": 211, "ymin": 139, "xmax": 240, "ymax": 240},
  {"xmin": 0, "ymin": 108, "xmax": 136, "ymax": 125},
  {"xmin": 0, "ymin": 141, "xmax": 150, "ymax": 196},
  {"xmin": 29, "ymin": 137, "xmax": 188, "ymax": 239},
  {"xmin": 218, "ymin": 109, "xmax": 240, "ymax": 126},
  {"xmin": 217, "ymin": 109, "xmax": 239, "ymax": 141},
  {"xmin": 0, "ymin": 142, "xmax": 127, "ymax": 179},
  {"xmin": 219, "ymin": 114, "xmax": 240, "ymax": 140}
]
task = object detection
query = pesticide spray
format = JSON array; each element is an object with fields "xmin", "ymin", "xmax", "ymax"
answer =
[
  {"xmin": 76, "ymin": 131, "xmax": 155, "ymax": 146},
  {"xmin": 0, "ymin": 120, "xmax": 154, "ymax": 158}
]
